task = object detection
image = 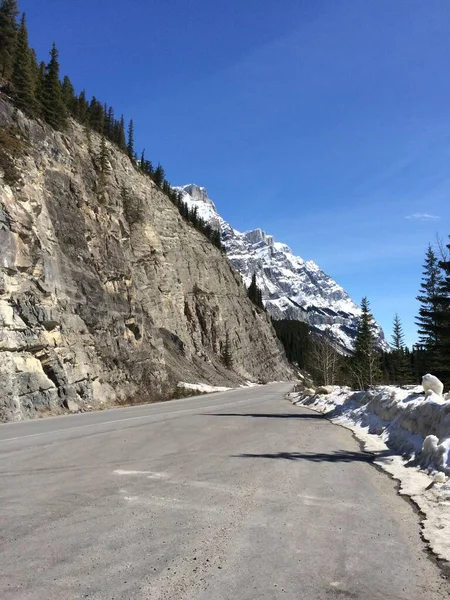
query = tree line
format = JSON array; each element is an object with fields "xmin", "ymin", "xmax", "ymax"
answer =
[
  {"xmin": 273, "ymin": 237, "xmax": 450, "ymax": 390},
  {"xmin": 0, "ymin": 0, "xmax": 221, "ymax": 250}
]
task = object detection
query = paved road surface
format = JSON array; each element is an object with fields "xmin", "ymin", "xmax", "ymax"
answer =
[{"xmin": 0, "ymin": 383, "xmax": 448, "ymax": 599}]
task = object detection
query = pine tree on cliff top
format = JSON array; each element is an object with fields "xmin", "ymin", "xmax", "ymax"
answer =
[
  {"xmin": 11, "ymin": 13, "xmax": 37, "ymax": 115},
  {"xmin": 0, "ymin": 0, "xmax": 19, "ymax": 80},
  {"xmin": 42, "ymin": 43, "xmax": 67, "ymax": 129}
]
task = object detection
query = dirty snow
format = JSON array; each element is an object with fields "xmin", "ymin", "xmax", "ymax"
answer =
[
  {"xmin": 177, "ymin": 382, "xmax": 232, "ymax": 394},
  {"xmin": 290, "ymin": 384, "xmax": 450, "ymax": 563}
]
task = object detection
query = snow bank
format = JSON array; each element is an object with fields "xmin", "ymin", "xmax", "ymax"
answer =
[
  {"xmin": 294, "ymin": 385, "xmax": 450, "ymax": 472},
  {"xmin": 177, "ymin": 382, "xmax": 232, "ymax": 394},
  {"xmin": 291, "ymin": 384, "xmax": 450, "ymax": 562}
]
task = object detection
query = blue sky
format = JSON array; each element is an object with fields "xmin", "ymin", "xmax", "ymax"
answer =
[{"xmin": 20, "ymin": 0, "xmax": 450, "ymax": 346}]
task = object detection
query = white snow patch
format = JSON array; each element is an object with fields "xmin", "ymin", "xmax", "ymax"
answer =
[
  {"xmin": 177, "ymin": 382, "xmax": 232, "ymax": 393},
  {"xmin": 292, "ymin": 384, "xmax": 450, "ymax": 562}
]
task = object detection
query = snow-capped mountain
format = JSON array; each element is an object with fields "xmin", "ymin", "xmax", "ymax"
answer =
[{"xmin": 175, "ymin": 184, "xmax": 387, "ymax": 352}]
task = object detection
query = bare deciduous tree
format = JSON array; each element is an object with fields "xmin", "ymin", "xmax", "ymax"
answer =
[{"xmin": 309, "ymin": 328, "xmax": 341, "ymax": 386}]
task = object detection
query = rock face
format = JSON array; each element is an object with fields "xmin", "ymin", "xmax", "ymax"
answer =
[
  {"xmin": 177, "ymin": 184, "xmax": 387, "ymax": 352},
  {"xmin": 0, "ymin": 98, "xmax": 292, "ymax": 421}
]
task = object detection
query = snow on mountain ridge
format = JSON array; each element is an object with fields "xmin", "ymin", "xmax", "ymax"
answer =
[{"xmin": 175, "ymin": 184, "xmax": 387, "ymax": 352}]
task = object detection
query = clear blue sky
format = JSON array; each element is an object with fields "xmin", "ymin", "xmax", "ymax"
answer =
[{"xmin": 20, "ymin": 0, "xmax": 450, "ymax": 346}]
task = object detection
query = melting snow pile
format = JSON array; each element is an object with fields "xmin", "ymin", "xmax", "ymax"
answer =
[
  {"xmin": 177, "ymin": 382, "xmax": 232, "ymax": 394},
  {"xmin": 290, "ymin": 375, "xmax": 450, "ymax": 562}
]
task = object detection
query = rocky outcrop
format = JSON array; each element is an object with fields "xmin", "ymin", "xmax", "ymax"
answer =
[{"xmin": 0, "ymin": 97, "xmax": 292, "ymax": 421}]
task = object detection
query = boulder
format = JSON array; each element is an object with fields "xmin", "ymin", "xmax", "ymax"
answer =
[{"xmin": 316, "ymin": 385, "xmax": 334, "ymax": 395}]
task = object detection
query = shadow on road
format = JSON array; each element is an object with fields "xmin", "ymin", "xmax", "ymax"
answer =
[
  {"xmin": 204, "ymin": 413, "xmax": 325, "ymax": 419},
  {"xmin": 233, "ymin": 449, "xmax": 394, "ymax": 463}
]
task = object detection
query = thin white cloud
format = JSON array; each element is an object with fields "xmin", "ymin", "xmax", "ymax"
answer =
[{"xmin": 405, "ymin": 212, "xmax": 441, "ymax": 221}]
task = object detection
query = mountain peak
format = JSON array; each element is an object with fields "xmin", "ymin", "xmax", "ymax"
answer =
[
  {"xmin": 244, "ymin": 229, "xmax": 274, "ymax": 247},
  {"xmin": 176, "ymin": 185, "xmax": 387, "ymax": 352},
  {"xmin": 174, "ymin": 184, "xmax": 219, "ymax": 223}
]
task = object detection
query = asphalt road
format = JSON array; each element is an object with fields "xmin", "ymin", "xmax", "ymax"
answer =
[{"xmin": 0, "ymin": 383, "xmax": 448, "ymax": 600}]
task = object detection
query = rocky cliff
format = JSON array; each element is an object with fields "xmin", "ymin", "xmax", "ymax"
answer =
[{"xmin": 0, "ymin": 97, "xmax": 292, "ymax": 421}]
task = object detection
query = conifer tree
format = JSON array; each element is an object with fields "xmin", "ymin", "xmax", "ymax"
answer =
[
  {"xmin": 139, "ymin": 149, "xmax": 146, "ymax": 172},
  {"xmin": 11, "ymin": 13, "xmax": 36, "ymax": 115},
  {"xmin": 88, "ymin": 97, "xmax": 104, "ymax": 132},
  {"xmin": 99, "ymin": 135, "xmax": 109, "ymax": 173},
  {"xmin": 127, "ymin": 119, "xmax": 134, "ymax": 159},
  {"xmin": 102, "ymin": 102, "xmax": 108, "ymax": 134},
  {"xmin": 162, "ymin": 179, "xmax": 171, "ymax": 196},
  {"xmin": 29, "ymin": 48, "xmax": 40, "ymax": 97},
  {"xmin": 153, "ymin": 163, "xmax": 165, "ymax": 187},
  {"xmin": 145, "ymin": 159, "xmax": 153, "ymax": 177},
  {"xmin": 211, "ymin": 229, "xmax": 222, "ymax": 250},
  {"xmin": 392, "ymin": 314, "xmax": 405, "ymax": 351},
  {"xmin": 433, "ymin": 238, "xmax": 450, "ymax": 385},
  {"xmin": 42, "ymin": 43, "xmax": 66, "ymax": 129},
  {"xmin": 35, "ymin": 60, "xmax": 46, "ymax": 115},
  {"xmin": 117, "ymin": 114, "xmax": 126, "ymax": 150},
  {"xmin": 76, "ymin": 90, "xmax": 88, "ymax": 123},
  {"xmin": 0, "ymin": 0, "xmax": 19, "ymax": 80},
  {"xmin": 390, "ymin": 314, "xmax": 411, "ymax": 384},
  {"xmin": 61, "ymin": 74, "xmax": 76, "ymax": 115},
  {"xmin": 248, "ymin": 272, "xmax": 264, "ymax": 309},
  {"xmin": 415, "ymin": 244, "xmax": 444, "ymax": 375},
  {"xmin": 105, "ymin": 106, "xmax": 114, "ymax": 138},
  {"xmin": 350, "ymin": 297, "xmax": 380, "ymax": 389},
  {"xmin": 416, "ymin": 245, "xmax": 442, "ymax": 352}
]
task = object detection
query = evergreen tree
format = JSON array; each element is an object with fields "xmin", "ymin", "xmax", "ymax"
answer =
[
  {"xmin": 88, "ymin": 96, "xmax": 104, "ymax": 132},
  {"xmin": 190, "ymin": 206, "xmax": 198, "ymax": 227},
  {"xmin": 99, "ymin": 135, "xmax": 109, "ymax": 173},
  {"xmin": 248, "ymin": 272, "xmax": 257, "ymax": 304},
  {"xmin": 29, "ymin": 48, "xmax": 40, "ymax": 97},
  {"xmin": 211, "ymin": 229, "xmax": 222, "ymax": 250},
  {"xmin": 392, "ymin": 314, "xmax": 405, "ymax": 351},
  {"xmin": 0, "ymin": 0, "xmax": 19, "ymax": 80},
  {"xmin": 145, "ymin": 160, "xmax": 154, "ymax": 177},
  {"xmin": 127, "ymin": 118, "xmax": 134, "ymax": 158},
  {"xmin": 433, "ymin": 238, "xmax": 450, "ymax": 385},
  {"xmin": 61, "ymin": 74, "xmax": 76, "ymax": 115},
  {"xmin": 105, "ymin": 105, "xmax": 114, "ymax": 138},
  {"xmin": 350, "ymin": 297, "xmax": 380, "ymax": 389},
  {"xmin": 153, "ymin": 163, "xmax": 165, "ymax": 187},
  {"xmin": 117, "ymin": 114, "xmax": 126, "ymax": 150},
  {"xmin": 76, "ymin": 90, "xmax": 88, "ymax": 123},
  {"xmin": 11, "ymin": 13, "xmax": 37, "ymax": 115},
  {"xmin": 247, "ymin": 272, "xmax": 264, "ymax": 309},
  {"xmin": 102, "ymin": 102, "xmax": 108, "ymax": 134},
  {"xmin": 42, "ymin": 43, "xmax": 66, "ymax": 129},
  {"xmin": 416, "ymin": 245, "xmax": 443, "ymax": 357},
  {"xmin": 35, "ymin": 60, "xmax": 46, "ymax": 115},
  {"xmin": 390, "ymin": 314, "xmax": 411, "ymax": 385},
  {"xmin": 139, "ymin": 149, "xmax": 146, "ymax": 172}
]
